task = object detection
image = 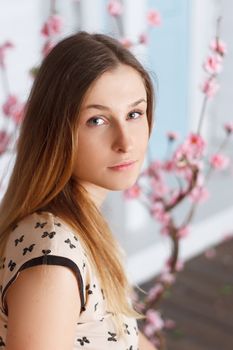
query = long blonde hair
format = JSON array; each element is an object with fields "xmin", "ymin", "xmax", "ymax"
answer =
[{"xmin": 0, "ymin": 31, "xmax": 155, "ymax": 336}]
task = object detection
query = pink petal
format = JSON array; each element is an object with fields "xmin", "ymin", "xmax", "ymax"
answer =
[
  {"xmin": 41, "ymin": 14, "xmax": 63, "ymax": 37},
  {"xmin": 2, "ymin": 95, "xmax": 18, "ymax": 116},
  {"xmin": 0, "ymin": 130, "xmax": 11, "ymax": 155},
  {"xmin": 210, "ymin": 38, "xmax": 227, "ymax": 56},
  {"xmin": 203, "ymin": 54, "xmax": 222, "ymax": 74},
  {"xmin": 139, "ymin": 33, "xmax": 149, "ymax": 45},
  {"xmin": 124, "ymin": 184, "xmax": 141, "ymax": 199},
  {"xmin": 147, "ymin": 9, "xmax": 161, "ymax": 26},
  {"xmin": 201, "ymin": 78, "xmax": 219, "ymax": 98},
  {"xmin": 177, "ymin": 226, "xmax": 190, "ymax": 239},
  {"xmin": 42, "ymin": 40, "xmax": 55, "ymax": 57},
  {"xmin": 209, "ymin": 153, "xmax": 230, "ymax": 170},
  {"xmin": 119, "ymin": 37, "xmax": 133, "ymax": 49},
  {"xmin": 107, "ymin": 0, "xmax": 123, "ymax": 16},
  {"xmin": 205, "ymin": 248, "xmax": 216, "ymax": 259}
]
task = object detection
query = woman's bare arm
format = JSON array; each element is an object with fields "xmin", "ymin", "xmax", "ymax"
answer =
[
  {"xmin": 138, "ymin": 330, "xmax": 158, "ymax": 350},
  {"xmin": 5, "ymin": 264, "xmax": 81, "ymax": 350}
]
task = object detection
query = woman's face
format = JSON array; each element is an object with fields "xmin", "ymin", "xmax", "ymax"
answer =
[{"xmin": 73, "ymin": 64, "xmax": 150, "ymax": 199}]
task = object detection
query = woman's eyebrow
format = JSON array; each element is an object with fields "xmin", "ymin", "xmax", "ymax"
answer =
[{"xmin": 84, "ymin": 98, "xmax": 147, "ymax": 111}]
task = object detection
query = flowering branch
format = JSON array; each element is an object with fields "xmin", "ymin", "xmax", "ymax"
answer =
[{"xmin": 124, "ymin": 16, "xmax": 232, "ymax": 349}]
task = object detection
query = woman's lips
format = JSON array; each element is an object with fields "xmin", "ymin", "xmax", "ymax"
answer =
[{"xmin": 108, "ymin": 160, "xmax": 137, "ymax": 171}]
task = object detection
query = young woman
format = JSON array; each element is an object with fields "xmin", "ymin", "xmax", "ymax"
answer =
[{"xmin": 0, "ymin": 31, "xmax": 156, "ymax": 349}]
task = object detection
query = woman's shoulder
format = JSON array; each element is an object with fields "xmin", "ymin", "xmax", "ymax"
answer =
[{"xmin": 1, "ymin": 211, "xmax": 89, "ymax": 316}]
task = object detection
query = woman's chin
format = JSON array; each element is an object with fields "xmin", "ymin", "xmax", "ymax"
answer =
[{"xmin": 107, "ymin": 179, "xmax": 138, "ymax": 192}]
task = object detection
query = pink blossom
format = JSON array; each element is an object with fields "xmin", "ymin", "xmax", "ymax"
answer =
[
  {"xmin": 2, "ymin": 95, "xmax": 18, "ymax": 116},
  {"xmin": 2, "ymin": 95, "xmax": 24, "ymax": 124},
  {"xmin": 11, "ymin": 103, "xmax": 25, "ymax": 124},
  {"xmin": 107, "ymin": 0, "xmax": 123, "ymax": 16},
  {"xmin": 167, "ymin": 131, "xmax": 179, "ymax": 142},
  {"xmin": 0, "ymin": 41, "xmax": 14, "ymax": 68},
  {"xmin": 119, "ymin": 37, "xmax": 133, "ymax": 49},
  {"xmin": 222, "ymin": 232, "xmax": 233, "ymax": 241},
  {"xmin": 159, "ymin": 272, "xmax": 175, "ymax": 284},
  {"xmin": 145, "ymin": 310, "xmax": 164, "ymax": 332},
  {"xmin": 186, "ymin": 133, "xmax": 206, "ymax": 156},
  {"xmin": 175, "ymin": 259, "xmax": 184, "ymax": 272},
  {"xmin": 134, "ymin": 301, "xmax": 145, "ymax": 313},
  {"xmin": 124, "ymin": 184, "xmax": 141, "ymax": 199},
  {"xmin": 41, "ymin": 14, "xmax": 63, "ymax": 37},
  {"xmin": 146, "ymin": 283, "xmax": 164, "ymax": 302},
  {"xmin": 210, "ymin": 38, "xmax": 227, "ymax": 56},
  {"xmin": 164, "ymin": 319, "xmax": 176, "ymax": 330},
  {"xmin": 175, "ymin": 133, "xmax": 206, "ymax": 163},
  {"xmin": 147, "ymin": 9, "xmax": 161, "ymax": 27},
  {"xmin": 224, "ymin": 121, "xmax": 233, "ymax": 135},
  {"xmin": 139, "ymin": 33, "xmax": 149, "ymax": 45},
  {"xmin": 203, "ymin": 54, "xmax": 222, "ymax": 74},
  {"xmin": 147, "ymin": 160, "xmax": 162, "ymax": 174},
  {"xmin": 210, "ymin": 153, "xmax": 230, "ymax": 170},
  {"xmin": 205, "ymin": 247, "xmax": 216, "ymax": 259},
  {"xmin": 163, "ymin": 159, "xmax": 176, "ymax": 172},
  {"xmin": 42, "ymin": 40, "xmax": 55, "ymax": 57},
  {"xmin": 177, "ymin": 226, "xmax": 190, "ymax": 239},
  {"xmin": 201, "ymin": 78, "xmax": 219, "ymax": 98},
  {"xmin": 151, "ymin": 203, "xmax": 170, "ymax": 225},
  {"xmin": 165, "ymin": 258, "xmax": 184, "ymax": 272},
  {"xmin": 0, "ymin": 130, "xmax": 11, "ymax": 155},
  {"xmin": 150, "ymin": 177, "xmax": 168, "ymax": 197},
  {"xmin": 143, "ymin": 323, "xmax": 155, "ymax": 337},
  {"xmin": 190, "ymin": 186, "xmax": 209, "ymax": 203}
]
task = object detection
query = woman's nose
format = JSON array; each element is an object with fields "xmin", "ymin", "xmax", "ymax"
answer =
[{"xmin": 111, "ymin": 123, "xmax": 134, "ymax": 153}]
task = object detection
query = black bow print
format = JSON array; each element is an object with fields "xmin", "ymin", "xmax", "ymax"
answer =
[
  {"xmin": 23, "ymin": 243, "xmax": 35, "ymax": 255},
  {"xmin": 15, "ymin": 234, "xmax": 24, "ymax": 246},
  {"xmin": 0, "ymin": 336, "xmax": 6, "ymax": 346},
  {"xmin": 8, "ymin": 260, "xmax": 16, "ymax": 271},
  {"xmin": 41, "ymin": 231, "xmax": 56, "ymax": 239},
  {"xmin": 124, "ymin": 323, "xmax": 130, "ymax": 335},
  {"xmin": 64, "ymin": 238, "xmax": 76, "ymax": 249},
  {"xmin": 42, "ymin": 249, "xmax": 51, "ymax": 255},
  {"xmin": 94, "ymin": 302, "xmax": 98, "ymax": 311},
  {"xmin": 77, "ymin": 336, "xmax": 90, "ymax": 346},
  {"xmin": 107, "ymin": 331, "xmax": 117, "ymax": 342},
  {"xmin": 0, "ymin": 257, "xmax": 6, "ymax": 270},
  {"xmin": 35, "ymin": 222, "xmax": 47, "ymax": 229},
  {"xmin": 85, "ymin": 284, "xmax": 93, "ymax": 295}
]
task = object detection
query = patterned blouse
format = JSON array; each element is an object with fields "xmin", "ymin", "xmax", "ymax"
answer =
[{"xmin": 0, "ymin": 211, "xmax": 139, "ymax": 349}]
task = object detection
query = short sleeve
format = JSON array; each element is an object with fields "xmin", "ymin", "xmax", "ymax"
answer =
[{"xmin": 0, "ymin": 211, "xmax": 88, "ymax": 317}]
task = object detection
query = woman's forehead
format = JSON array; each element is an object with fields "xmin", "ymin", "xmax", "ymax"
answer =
[{"xmin": 82, "ymin": 65, "xmax": 146, "ymax": 107}]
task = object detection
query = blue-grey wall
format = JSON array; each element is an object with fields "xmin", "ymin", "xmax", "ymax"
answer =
[{"xmin": 147, "ymin": 0, "xmax": 190, "ymax": 159}]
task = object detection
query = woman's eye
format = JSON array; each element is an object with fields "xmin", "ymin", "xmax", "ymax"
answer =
[
  {"xmin": 128, "ymin": 110, "xmax": 143, "ymax": 119},
  {"xmin": 86, "ymin": 117, "xmax": 105, "ymax": 126}
]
